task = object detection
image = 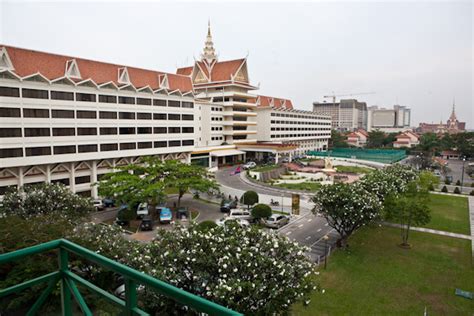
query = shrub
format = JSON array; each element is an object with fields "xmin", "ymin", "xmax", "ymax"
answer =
[
  {"xmin": 117, "ymin": 207, "xmax": 135, "ymax": 222},
  {"xmin": 455, "ymin": 180, "xmax": 461, "ymax": 186},
  {"xmin": 196, "ymin": 220, "xmax": 218, "ymax": 232},
  {"xmin": 470, "ymin": 190, "xmax": 474, "ymax": 196},
  {"xmin": 471, "ymin": 183, "xmax": 474, "ymax": 188},
  {"xmin": 441, "ymin": 186, "xmax": 448, "ymax": 193},
  {"xmin": 241, "ymin": 190, "xmax": 259, "ymax": 209},
  {"xmin": 453, "ymin": 187, "xmax": 461, "ymax": 194},
  {"xmin": 445, "ymin": 179, "xmax": 451, "ymax": 185},
  {"xmin": 251, "ymin": 204, "xmax": 272, "ymax": 220},
  {"xmin": 428, "ymin": 184, "xmax": 435, "ymax": 191}
]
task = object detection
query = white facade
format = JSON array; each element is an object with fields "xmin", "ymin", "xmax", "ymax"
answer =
[
  {"xmin": 255, "ymin": 107, "xmax": 331, "ymax": 154},
  {"xmin": 313, "ymin": 99, "xmax": 367, "ymax": 131},
  {"xmin": 368, "ymin": 105, "xmax": 411, "ymax": 132}
]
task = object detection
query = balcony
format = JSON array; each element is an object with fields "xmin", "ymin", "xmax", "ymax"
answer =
[
  {"xmin": 222, "ymin": 120, "xmax": 257, "ymax": 126},
  {"xmin": 222, "ymin": 111, "xmax": 257, "ymax": 117},
  {"xmin": 0, "ymin": 239, "xmax": 240, "ymax": 316}
]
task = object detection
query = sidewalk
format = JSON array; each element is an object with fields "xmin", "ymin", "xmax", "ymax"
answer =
[{"xmin": 383, "ymin": 222, "xmax": 472, "ymax": 240}]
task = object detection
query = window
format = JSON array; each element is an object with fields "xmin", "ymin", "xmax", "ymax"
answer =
[
  {"xmin": 78, "ymin": 144, "xmax": 98, "ymax": 153},
  {"xmin": 119, "ymin": 96, "xmax": 135, "ymax": 104},
  {"xmin": 99, "ymin": 111, "xmax": 117, "ymax": 119},
  {"xmin": 182, "ymin": 139, "xmax": 194, "ymax": 146},
  {"xmin": 52, "ymin": 109, "xmax": 74, "ymax": 119},
  {"xmin": 22, "ymin": 88, "xmax": 49, "ymax": 99},
  {"xmin": 137, "ymin": 112, "xmax": 152, "ymax": 120},
  {"xmin": 168, "ymin": 114, "xmax": 180, "ymax": 120},
  {"xmin": 0, "ymin": 128, "xmax": 22, "ymax": 137},
  {"xmin": 100, "ymin": 143, "xmax": 118, "ymax": 151},
  {"xmin": 51, "ymin": 91, "xmax": 74, "ymax": 101},
  {"xmin": 0, "ymin": 107, "xmax": 20, "ymax": 117},
  {"xmin": 138, "ymin": 141, "xmax": 152, "ymax": 149},
  {"xmin": 182, "ymin": 114, "xmax": 193, "ymax": 121},
  {"xmin": 54, "ymin": 145, "xmax": 76, "ymax": 155},
  {"xmin": 119, "ymin": 127, "xmax": 135, "ymax": 135},
  {"xmin": 168, "ymin": 100, "xmax": 180, "ymax": 107},
  {"xmin": 153, "ymin": 113, "xmax": 166, "ymax": 120},
  {"xmin": 0, "ymin": 185, "xmax": 17, "ymax": 195},
  {"xmin": 99, "ymin": 95, "xmax": 117, "ymax": 103},
  {"xmin": 154, "ymin": 141, "xmax": 167, "ymax": 148},
  {"xmin": 53, "ymin": 128, "xmax": 75, "ymax": 136},
  {"xmin": 137, "ymin": 127, "xmax": 152, "ymax": 134},
  {"xmin": 137, "ymin": 98, "xmax": 151, "ymax": 105},
  {"xmin": 120, "ymin": 142, "xmax": 136, "ymax": 150},
  {"xmin": 76, "ymin": 93, "xmax": 96, "ymax": 102},
  {"xmin": 51, "ymin": 178, "xmax": 69, "ymax": 186},
  {"xmin": 75, "ymin": 176, "xmax": 91, "ymax": 185},
  {"xmin": 168, "ymin": 127, "xmax": 180, "ymax": 134},
  {"xmin": 77, "ymin": 110, "xmax": 97, "ymax": 119},
  {"xmin": 24, "ymin": 128, "xmax": 50, "ymax": 137},
  {"xmin": 119, "ymin": 112, "xmax": 135, "ymax": 120},
  {"xmin": 169, "ymin": 140, "xmax": 181, "ymax": 147},
  {"xmin": 0, "ymin": 148, "xmax": 23, "ymax": 158},
  {"xmin": 24, "ymin": 108, "xmax": 49, "ymax": 118},
  {"xmin": 182, "ymin": 127, "xmax": 194, "ymax": 133},
  {"xmin": 182, "ymin": 101, "xmax": 194, "ymax": 108},
  {"xmin": 26, "ymin": 146, "xmax": 51, "ymax": 156},
  {"xmin": 100, "ymin": 127, "xmax": 117, "ymax": 135},
  {"xmin": 0, "ymin": 86, "xmax": 20, "ymax": 97},
  {"xmin": 154, "ymin": 127, "xmax": 167, "ymax": 134},
  {"xmin": 153, "ymin": 99, "xmax": 166, "ymax": 107},
  {"xmin": 77, "ymin": 128, "xmax": 97, "ymax": 135}
]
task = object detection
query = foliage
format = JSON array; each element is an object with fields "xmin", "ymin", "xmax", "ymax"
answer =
[
  {"xmin": 441, "ymin": 185, "xmax": 448, "ymax": 193},
  {"xmin": 251, "ymin": 204, "xmax": 272, "ymax": 220},
  {"xmin": 444, "ymin": 178, "xmax": 451, "ymax": 185},
  {"xmin": 240, "ymin": 190, "xmax": 259, "ymax": 209},
  {"xmin": 117, "ymin": 206, "xmax": 136, "ymax": 222},
  {"xmin": 0, "ymin": 183, "xmax": 93, "ymax": 220},
  {"xmin": 334, "ymin": 165, "xmax": 373, "ymax": 174},
  {"xmin": 383, "ymin": 174, "xmax": 434, "ymax": 246},
  {"xmin": 418, "ymin": 133, "xmax": 439, "ymax": 157},
  {"xmin": 367, "ymin": 130, "xmax": 386, "ymax": 148},
  {"xmin": 453, "ymin": 187, "xmax": 461, "ymax": 194},
  {"xmin": 470, "ymin": 190, "xmax": 474, "ymax": 196},
  {"xmin": 455, "ymin": 180, "xmax": 461, "ymax": 186},
  {"xmin": 276, "ymin": 182, "xmax": 322, "ymax": 191},
  {"xmin": 196, "ymin": 220, "xmax": 218, "ymax": 232},
  {"xmin": 311, "ymin": 183, "xmax": 381, "ymax": 247},
  {"xmin": 330, "ymin": 130, "xmax": 348, "ymax": 148},
  {"xmin": 71, "ymin": 223, "xmax": 318, "ymax": 315}
]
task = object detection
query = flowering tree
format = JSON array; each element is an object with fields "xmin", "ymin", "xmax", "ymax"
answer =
[
  {"xmin": 71, "ymin": 223, "xmax": 318, "ymax": 314},
  {"xmin": 311, "ymin": 183, "xmax": 381, "ymax": 247}
]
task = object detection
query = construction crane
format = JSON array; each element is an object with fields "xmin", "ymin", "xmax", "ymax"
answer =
[{"xmin": 323, "ymin": 92, "xmax": 376, "ymax": 105}]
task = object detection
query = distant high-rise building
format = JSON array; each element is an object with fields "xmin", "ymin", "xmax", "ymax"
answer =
[
  {"xmin": 312, "ymin": 99, "xmax": 367, "ymax": 131},
  {"xmin": 367, "ymin": 105, "xmax": 411, "ymax": 132}
]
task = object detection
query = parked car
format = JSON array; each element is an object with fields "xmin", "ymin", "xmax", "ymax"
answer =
[
  {"xmin": 216, "ymin": 217, "xmax": 250, "ymax": 227},
  {"xmin": 158, "ymin": 207, "xmax": 172, "ymax": 224},
  {"xmin": 228, "ymin": 209, "xmax": 253, "ymax": 221},
  {"xmin": 281, "ymin": 157, "xmax": 290, "ymax": 163},
  {"xmin": 264, "ymin": 214, "xmax": 290, "ymax": 229},
  {"xmin": 220, "ymin": 200, "xmax": 238, "ymax": 212},
  {"xmin": 93, "ymin": 199, "xmax": 105, "ymax": 211},
  {"xmin": 102, "ymin": 198, "xmax": 115, "ymax": 208},
  {"xmin": 243, "ymin": 161, "xmax": 257, "ymax": 170},
  {"xmin": 115, "ymin": 204, "xmax": 130, "ymax": 226},
  {"xmin": 136, "ymin": 203, "xmax": 149, "ymax": 219},
  {"xmin": 139, "ymin": 216, "xmax": 154, "ymax": 231},
  {"xmin": 177, "ymin": 207, "xmax": 188, "ymax": 220}
]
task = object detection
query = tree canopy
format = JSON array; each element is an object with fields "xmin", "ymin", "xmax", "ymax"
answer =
[
  {"xmin": 241, "ymin": 190, "xmax": 259, "ymax": 209},
  {"xmin": 251, "ymin": 203, "xmax": 272, "ymax": 220}
]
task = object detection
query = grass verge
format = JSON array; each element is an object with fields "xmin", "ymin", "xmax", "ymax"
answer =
[{"xmin": 423, "ymin": 194, "xmax": 470, "ymax": 235}]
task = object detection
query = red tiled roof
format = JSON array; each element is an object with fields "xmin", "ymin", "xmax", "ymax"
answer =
[
  {"xmin": 257, "ymin": 95, "xmax": 293, "ymax": 110},
  {"xmin": 177, "ymin": 58, "xmax": 246, "ymax": 83},
  {"xmin": 2, "ymin": 45, "xmax": 193, "ymax": 92},
  {"xmin": 356, "ymin": 129, "xmax": 369, "ymax": 137},
  {"xmin": 176, "ymin": 66, "xmax": 193, "ymax": 76}
]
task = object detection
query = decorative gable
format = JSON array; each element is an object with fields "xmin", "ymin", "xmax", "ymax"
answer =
[
  {"xmin": 232, "ymin": 61, "xmax": 249, "ymax": 82},
  {"xmin": 65, "ymin": 59, "xmax": 81, "ymax": 79},
  {"xmin": 159, "ymin": 74, "xmax": 169, "ymax": 89},
  {"xmin": 0, "ymin": 47, "xmax": 14, "ymax": 71},
  {"xmin": 193, "ymin": 68, "xmax": 208, "ymax": 84},
  {"xmin": 118, "ymin": 67, "xmax": 131, "ymax": 85}
]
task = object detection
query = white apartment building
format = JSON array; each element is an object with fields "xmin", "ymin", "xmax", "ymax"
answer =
[
  {"xmin": 313, "ymin": 99, "xmax": 367, "ymax": 131},
  {"xmin": 0, "ymin": 46, "xmax": 197, "ymax": 198},
  {"xmin": 255, "ymin": 106, "xmax": 331, "ymax": 156},
  {"xmin": 367, "ymin": 105, "xmax": 411, "ymax": 132}
]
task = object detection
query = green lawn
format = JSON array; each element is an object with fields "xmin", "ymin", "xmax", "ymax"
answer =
[
  {"xmin": 253, "ymin": 164, "xmax": 280, "ymax": 172},
  {"xmin": 292, "ymin": 226, "xmax": 474, "ymax": 315},
  {"xmin": 275, "ymin": 182, "xmax": 322, "ymax": 191},
  {"xmin": 423, "ymin": 194, "xmax": 470, "ymax": 235},
  {"xmin": 334, "ymin": 165, "xmax": 373, "ymax": 174}
]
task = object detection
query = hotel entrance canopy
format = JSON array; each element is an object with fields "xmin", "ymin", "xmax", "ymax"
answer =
[{"xmin": 210, "ymin": 149, "xmax": 246, "ymax": 157}]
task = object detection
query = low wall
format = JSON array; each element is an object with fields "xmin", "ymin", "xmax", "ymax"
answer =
[{"xmin": 249, "ymin": 166, "xmax": 287, "ymax": 182}]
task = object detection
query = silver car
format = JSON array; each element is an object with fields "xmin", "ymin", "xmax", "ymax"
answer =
[{"xmin": 264, "ymin": 214, "xmax": 290, "ymax": 229}]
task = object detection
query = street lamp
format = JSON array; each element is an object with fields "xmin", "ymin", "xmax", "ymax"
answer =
[
  {"xmin": 461, "ymin": 156, "xmax": 466, "ymax": 190},
  {"xmin": 323, "ymin": 235, "xmax": 329, "ymax": 269}
]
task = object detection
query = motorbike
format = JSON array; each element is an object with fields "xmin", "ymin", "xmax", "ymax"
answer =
[{"xmin": 270, "ymin": 199, "xmax": 279, "ymax": 206}]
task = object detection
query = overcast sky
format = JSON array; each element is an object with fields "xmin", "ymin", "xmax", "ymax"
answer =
[{"xmin": 1, "ymin": 0, "xmax": 472, "ymax": 127}]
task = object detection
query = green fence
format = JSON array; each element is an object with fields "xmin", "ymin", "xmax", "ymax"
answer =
[
  {"xmin": 307, "ymin": 148, "xmax": 406, "ymax": 164},
  {"xmin": 0, "ymin": 239, "xmax": 241, "ymax": 316}
]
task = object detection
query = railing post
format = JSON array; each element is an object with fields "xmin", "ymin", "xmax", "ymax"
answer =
[
  {"xmin": 59, "ymin": 248, "xmax": 72, "ymax": 316},
  {"xmin": 125, "ymin": 278, "xmax": 138, "ymax": 315}
]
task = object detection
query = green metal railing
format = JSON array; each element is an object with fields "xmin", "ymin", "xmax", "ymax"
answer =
[{"xmin": 0, "ymin": 239, "xmax": 241, "ymax": 316}]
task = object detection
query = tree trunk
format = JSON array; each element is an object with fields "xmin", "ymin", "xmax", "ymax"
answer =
[{"xmin": 177, "ymin": 190, "xmax": 184, "ymax": 208}]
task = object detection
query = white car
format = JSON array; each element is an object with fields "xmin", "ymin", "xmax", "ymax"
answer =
[
  {"xmin": 228, "ymin": 209, "xmax": 253, "ymax": 221},
  {"xmin": 136, "ymin": 203, "xmax": 149, "ymax": 219},
  {"xmin": 243, "ymin": 161, "xmax": 257, "ymax": 170},
  {"xmin": 216, "ymin": 217, "xmax": 250, "ymax": 227},
  {"xmin": 93, "ymin": 199, "xmax": 104, "ymax": 211}
]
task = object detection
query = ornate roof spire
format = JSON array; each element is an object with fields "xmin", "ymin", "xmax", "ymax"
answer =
[
  {"xmin": 449, "ymin": 98, "xmax": 457, "ymax": 122},
  {"xmin": 201, "ymin": 20, "xmax": 217, "ymax": 63}
]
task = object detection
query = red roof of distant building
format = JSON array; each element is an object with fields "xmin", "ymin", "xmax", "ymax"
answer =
[
  {"xmin": 257, "ymin": 95, "xmax": 293, "ymax": 110},
  {"xmin": 2, "ymin": 45, "xmax": 193, "ymax": 92},
  {"xmin": 176, "ymin": 58, "xmax": 247, "ymax": 82}
]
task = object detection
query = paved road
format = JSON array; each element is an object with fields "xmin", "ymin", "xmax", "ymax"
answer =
[{"xmin": 445, "ymin": 159, "xmax": 473, "ymax": 186}]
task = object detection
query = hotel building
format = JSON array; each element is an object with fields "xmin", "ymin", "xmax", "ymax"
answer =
[{"xmin": 0, "ymin": 23, "xmax": 330, "ymax": 197}]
